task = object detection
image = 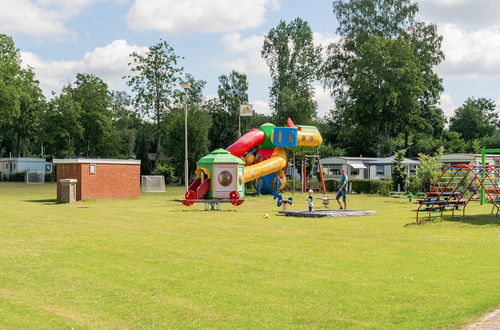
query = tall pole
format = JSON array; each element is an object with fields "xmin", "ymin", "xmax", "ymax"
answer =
[
  {"xmin": 180, "ymin": 81, "xmax": 191, "ymax": 192},
  {"xmin": 292, "ymin": 151, "xmax": 296, "ymax": 195},
  {"xmin": 184, "ymin": 95, "xmax": 188, "ymax": 191},
  {"xmin": 238, "ymin": 113, "xmax": 241, "ymax": 138}
]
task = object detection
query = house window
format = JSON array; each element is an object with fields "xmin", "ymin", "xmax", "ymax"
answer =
[
  {"xmin": 89, "ymin": 164, "xmax": 96, "ymax": 174},
  {"xmin": 376, "ymin": 165, "xmax": 384, "ymax": 175},
  {"xmin": 351, "ymin": 169, "xmax": 359, "ymax": 176}
]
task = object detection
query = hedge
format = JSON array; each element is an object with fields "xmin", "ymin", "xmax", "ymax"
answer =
[{"xmin": 350, "ymin": 179, "xmax": 392, "ymax": 195}]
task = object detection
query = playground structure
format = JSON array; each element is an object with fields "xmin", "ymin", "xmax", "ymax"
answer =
[
  {"xmin": 416, "ymin": 164, "xmax": 500, "ymax": 222},
  {"xmin": 181, "ymin": 118, "xmax": 325, "ymax": 207}
]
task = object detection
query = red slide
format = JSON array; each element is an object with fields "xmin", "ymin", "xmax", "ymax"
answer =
[
  {"xmin": 186, "ymin": 178, "xmax": 211, "ymax": 199},
  {"xmin": 227, "ymin": 129, "xmax": 265, "ymax": 157}
]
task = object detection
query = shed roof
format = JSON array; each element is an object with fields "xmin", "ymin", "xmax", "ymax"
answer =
[
  {"xmin": 368, "ymin": 156, "xmax": 420, "ymax": 165},
  {"xmin": 53, "ymin": 158, "xmax": 140, "ymax": 165},
  {"xmin": 198, "ymin": 149, "xmax": 244, "ymax": 165}
]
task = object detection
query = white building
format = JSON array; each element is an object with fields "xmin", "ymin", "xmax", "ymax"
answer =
[
  {"xmin": 319, "ymin": 156, "xmax": 378, "ymax": 180},
  {"xmin": 320, "ymin": 156, "xmax": 420, "ymax": 180},
  {"xmin": 439, "ymin": 153, "xmax": 500, "ymax": 167},
  {"xmin": 0, "ymin": 157, "xmax": 50, "ymax": 177}
]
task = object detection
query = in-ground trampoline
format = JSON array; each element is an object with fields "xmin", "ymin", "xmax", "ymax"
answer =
[{"xmin": 279, "ymin": 209, "xmax": 376, "ymax": 218}]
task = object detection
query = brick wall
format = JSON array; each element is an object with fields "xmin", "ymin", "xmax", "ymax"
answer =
[{"xmin": 57, "ymin": 163, "xmax": 140, "ymax": 200}]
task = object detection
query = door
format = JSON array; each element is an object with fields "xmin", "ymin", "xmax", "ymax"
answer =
[{"xmin": 213, "ymin": 164, "xmax": 236, "ymax": 198}]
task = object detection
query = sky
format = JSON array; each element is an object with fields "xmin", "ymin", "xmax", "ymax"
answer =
[{"xmin": 1, "ymin": 0, "xmax": 500, "ymax": 119}]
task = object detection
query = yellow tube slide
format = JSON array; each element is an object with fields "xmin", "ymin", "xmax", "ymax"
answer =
[
  {"xmin": 244, "ymin": 148, "xmax": 287, "ymax": 183},
  {"xmin": 297, "ymin": 130, "xmax": 323, "ymax": 147}
]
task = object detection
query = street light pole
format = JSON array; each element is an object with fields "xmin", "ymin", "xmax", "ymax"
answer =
[{"xmin": 180, "ymin": 81, "xmax": 191, "ymax": 192}]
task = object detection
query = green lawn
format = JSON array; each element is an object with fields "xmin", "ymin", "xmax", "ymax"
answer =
[{"xmin": 0, "ymin": 183, "xmax": 498, "ymax": 329}]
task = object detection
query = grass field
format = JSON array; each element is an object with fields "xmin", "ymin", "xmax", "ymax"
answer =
[{"xmin": 0, "ymin": 182, "xmax": 499, "ymax": 329}]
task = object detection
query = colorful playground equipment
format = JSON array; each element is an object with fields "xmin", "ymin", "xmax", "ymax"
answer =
[
  {"xmin": 416, "ymin": 164, "xmax": 500, "ymax": 222},
  {"xmin": 181, "ymin": 118, "xmax": 325, "ymax": 208}
]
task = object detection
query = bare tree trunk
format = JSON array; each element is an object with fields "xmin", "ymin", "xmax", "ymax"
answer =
[
  {"xmin": 15, "ymin": 133, "xmax": 21, "ymax": 157},
  {"xmin": 154, "ymin": 118, "xmax": 161, "ymax": 169}
]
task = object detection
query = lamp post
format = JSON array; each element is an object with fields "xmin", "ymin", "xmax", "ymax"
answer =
[{"xmin": 180, "ymin": 81, "xmax": 191, "ymax": 191}]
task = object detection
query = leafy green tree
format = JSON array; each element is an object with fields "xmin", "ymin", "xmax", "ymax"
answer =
[
  {"xmin": 164, "ymin": 76, "xmax": 211, "ymax": 180},
  {"xmin": 449, "ymin": 97, "xmax": 498, "ymax": 142},
  {"xmin": 10, "ymin": 67, "xmax": 46, "ymax": 156},
  {"xmin": 0, "ymin": 34, "xmax": 22, "ymax": 124},
  {"xmin": 262, "ymin": 18, "xmax": 321, "ymax": 125},
  {"xmin": 42, "ymin": 91, "xmax": 83, "ymax": 157},
  {"xmin": 135, "ymin": 121, "xmax": 155, "ymax": 175},
  {"xmin": 217, "ymin": 70, "xmax": 249, "ymax": 137},
  {"xmin": 412, "ymin": 147, "xmax": 444, "ymax": 193},
  {"xmin": 441, "ymin": 131, "xmax": 467, "ymax": 154},
  {"xmin": 110, "ymin": 91, "xmax": 141, "ymax": 157},
  {"xmin": 125, "ymin": 40, "xmax": 183, "ymax": 168},
  {"xmin": 392, "ymin": 149, "xmax": 408, "ymax": 191},
  {"xmin": 205, "ymin": 98, "xmax": 234, "ymax": 150},
  {"xmin": 324, "ymin": 0, "xmax": 445, "ymax": 155},
  {"xmin": 68, "ymin": 73, "xmax": 113, "ymax": 157}
]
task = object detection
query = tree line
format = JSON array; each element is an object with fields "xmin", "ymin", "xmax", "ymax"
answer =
[{"xmin": 1, "ymin": 0, "xmax": 499, "ymax": 180}]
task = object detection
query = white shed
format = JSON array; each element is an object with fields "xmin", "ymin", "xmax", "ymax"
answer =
[{"xmin": 0, "ymin": 157, "xmax": 48, "ymax": 177}]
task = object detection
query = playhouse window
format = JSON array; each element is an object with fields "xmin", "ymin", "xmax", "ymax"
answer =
[{"xmin": 218, "ymin": 170, "xmax": 232, "ymax": 187}]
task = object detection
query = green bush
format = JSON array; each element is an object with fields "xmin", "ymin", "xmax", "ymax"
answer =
[
  {"xmin": 8, "ymin": 172, "xmax": 25, "ymax": 182},
  {"xmin": 282, "ymin": 178, "xmax": 301, "ymax": 192},
  {"xmin": 350, "ymin": 179, "xmax": 392, "ymax": 195},
  {"xmin": 378, "ymin": 181, "xmax": 392, "ymax": 196},
  {"xmin": 152, "ymin": 163, "xmax": 175, "ymax": 184},
  {"xmin": 324, "ymin": 179, "xmax": 339, "ymax": 192},
  {"xmin": 45, "ymin": 173, "xmax": 56, "ymax": 182}
]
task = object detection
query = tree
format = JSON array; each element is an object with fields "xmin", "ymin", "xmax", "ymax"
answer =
[
  {"xmin": 110, "ymin": 91, "xmax": 141, "ymax": 158},
  {"xmin": 217, "ymin": 70, "xmax": 249, "ymax": 137},
  {"xmin": 411, "ymin": 147, "xmax": 444, "ymax": 193},
  {"xmin": 42, "ymin": 91, "xmax": 83, "ymax": 157},
  {"xmin": 0, "ymin": 34, "xmax": 22, "ymax": 125},
  {"xmin": 164, "ymin": 76, "xmax": 211, "ymax": 180},
  {"xmin": 10, "ymin": 67, "xmax": 46, "ymax": 156},
  {"xmin": 449, "ymin": 97, "xmax": 497, "ymax": 142},
  {"xmin": 392, "ymin": 149, "xmax": 408, "ymax": 191},
  {"xmin": 206, "ymin": 98, "xmax": 234, "ymax": 150},
  {"xmin": 125, "ymin": 40, "xmax": 183, "ymax": 168},
  {"xmin": 262, "ymin": 18, "xmax": 322, "ymax": 125},
  {"xmin": 68, "ymin": 73, "xmax": 113, "ymax": 157},
  {"xmin": 323, "ymin": 0, "xmax": 445, "ymax": 155}
]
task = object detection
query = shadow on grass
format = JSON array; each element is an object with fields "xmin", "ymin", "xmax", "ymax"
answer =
[
  {"xmin": 444, "ymin": 214, "xmax": 500, "ymax": 226},
  {"xmin": 179, "ymin": 209, "xmax": 238, "ymax": 213},
  {"xmin": 23, "ymin": 199, "xmax": 61, "ymax": 205},
  {"xmin": 405, "ymin": 214, "xmax": 500, "ymax": 227}
]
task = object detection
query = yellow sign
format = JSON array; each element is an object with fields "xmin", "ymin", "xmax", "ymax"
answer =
[{"xmin": 239, "ymin": 104, "xmax": 254, "ymax": 116}]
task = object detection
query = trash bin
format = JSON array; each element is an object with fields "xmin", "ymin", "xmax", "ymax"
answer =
[{"xmin": 59, "ymin": 179, "xmax": 77, "ymax": 203}]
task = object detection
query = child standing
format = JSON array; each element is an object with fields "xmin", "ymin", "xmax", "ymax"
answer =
[{"xmin": 307, "ymin": 189, "xmax": 314, "ymax": 212}]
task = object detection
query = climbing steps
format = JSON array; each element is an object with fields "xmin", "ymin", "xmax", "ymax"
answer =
[{"xmin": 416, "ymin": 164, "xmax": 500, "ymax": 222}]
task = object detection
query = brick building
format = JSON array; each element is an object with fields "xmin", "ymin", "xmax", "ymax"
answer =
[{"xmin": 53, "ymin": 159, "xmax": 141, "ymax": 201}]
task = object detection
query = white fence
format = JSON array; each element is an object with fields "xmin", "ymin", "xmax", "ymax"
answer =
[
  {"xmin": 141, "ymin": 175, "xmax": 166, "ymax": 192},
  {"xmin": 25, "ymin": 171, "xmax": 45, "ymax": 184}
]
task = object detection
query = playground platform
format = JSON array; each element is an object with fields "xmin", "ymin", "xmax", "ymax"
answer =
[{"xmin": 279, "ymin": 209, "xmax": 376, "ymax": 218}]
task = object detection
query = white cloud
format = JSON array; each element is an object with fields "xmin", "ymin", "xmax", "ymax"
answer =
[
  {"xmin": 437, "ymin": 24, "xmax": 500, "ymax": 77},
  {"xmin": 126, "ymin": 0, "xmax": 279, "ymax": 35},
  {"xmin": 218, "ymin": 33, "xmax": 268, "ymax": 77},
  {"xmin": 252, "ymin": 100, "xmax": 272, "ymax": 116},
  {"xmin": 0, "ymin": 0, "xmax": 120, "ymax": 38},
  {"xmin": 0, "ymin": 0, "xmax": 71, "ymax": 37},
  {"xmin": 313, "ymin": 84, "xmax": 334, "ymax": 117},
  {"xmin": 439, "ymin": 92, "xmax": 456, "ymax": 118},
  {"xmin": 20, "ymin": 40, "xmax": 148, "ymax": 96},
  {"xmin": 218, "ymin": 31, "xmax": 338, "ymax": 78},
  {"xmin": 419, "ymin": 0, "xmax": 500, "ymax": 30}
]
